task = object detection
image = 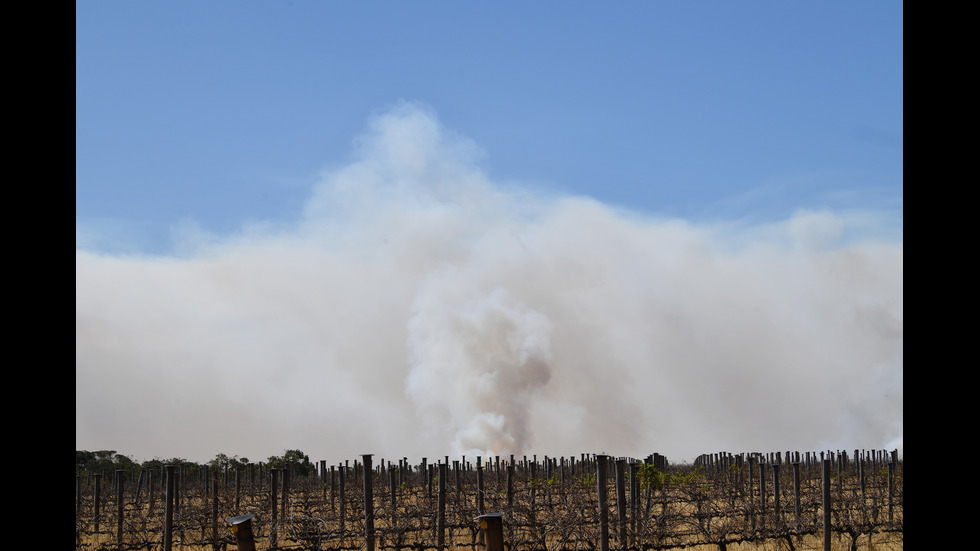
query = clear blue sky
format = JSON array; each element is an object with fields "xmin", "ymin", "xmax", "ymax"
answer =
[
  {"xmin": 77, "ymin": 1, "xmax": 902, "ymax": 254},
  {"xmin": 77, "ymin": 2, "xmax": 902, "ymax": 464}
]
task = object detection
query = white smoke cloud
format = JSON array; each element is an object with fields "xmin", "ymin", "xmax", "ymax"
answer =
[{"xmin": 75, "ymin": 101, "xmax": 903, "ymax": 463}]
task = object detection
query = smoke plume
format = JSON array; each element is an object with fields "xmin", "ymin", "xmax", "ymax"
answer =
[{"xmin": 75, "ymin": 101, "xmax": 903, "ymax": 463}]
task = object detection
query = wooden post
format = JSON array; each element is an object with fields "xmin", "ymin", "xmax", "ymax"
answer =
[
  {"xmin": 597, "ymin": 455, "xmax": 609, "ymax": 551},
  {"xmin": 363, "ymin": 454, "xmax": 375, "ymax": 551},
  {"xmin": 477, "ymin": 512, "xmax": 505, "ymax": 551},
  {"xmin": 822, "ymin": 459, "xmax": 832, "ymax": 551},
  {"xmin": 339, "ymin": 465, "xmax": 346, "ymax": 533},
  {"xmin": 616, "ymin": 459, "xmax": 627, "ymax": 549},
  {"xmin": 227, "ymin": 514, "xmax": 258, "ymax": 551}
]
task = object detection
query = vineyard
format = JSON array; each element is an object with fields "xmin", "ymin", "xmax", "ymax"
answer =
[{"xmin": 75, "ymin": 450, "xmax": 902, "ymax": 551}]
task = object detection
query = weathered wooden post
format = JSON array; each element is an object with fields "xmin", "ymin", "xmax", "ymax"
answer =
[
  {"xmin": 822, "ymin": 459, "xmax": 832, "ymax": 551},
  {"xmin": 363, "ymin": 454, "xmax": 375, "ymax": 551},
  {"xmin": 339, "ymin": 464, "xmax": 346, "ymax": 533},
  {"xmin": 597, "ymin": 455, "xmax": 610, "ymax": 551},
  {"xmin": 227, "ymin": 514, "xmax": 258, "ymax": 551},
  {"xmin": 476, "ymin": 512, "xmax": 505, "ymax": 551}
]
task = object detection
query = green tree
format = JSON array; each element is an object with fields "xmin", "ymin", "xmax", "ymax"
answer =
[
  {"xmin": 267, "ymin": 449, "xmax": 314, "ymax": 477},
  {"xmin": 76, "ymin": 450, "xmax": 135, "ymax": 474},
  {"xmin": 209, "ymin": 453, "xmax": 250, "ymax": 472}
]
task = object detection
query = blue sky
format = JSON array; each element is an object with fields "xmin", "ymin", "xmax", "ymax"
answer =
[
  {"xmin": 76, "ymin": 2, "xmax": 902, "ymax": 464},
  {"xmin": 77, "ymin": 1, "xmax": 902, "ymax": 253}
]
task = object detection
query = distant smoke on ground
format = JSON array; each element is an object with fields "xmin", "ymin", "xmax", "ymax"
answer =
[{"xmin": 75, "ymin": 102, "xmax": 903, "ymax": 464}]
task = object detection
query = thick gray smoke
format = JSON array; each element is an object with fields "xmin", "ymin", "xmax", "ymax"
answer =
[{"xmin": 75, "ymin": 102, "xmax": 903, "ymax": 463}]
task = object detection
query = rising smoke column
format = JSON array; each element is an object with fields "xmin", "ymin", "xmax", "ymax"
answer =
[{"xmin": 406, "ymin": 284, "xmax": 554, "ymax": 455}]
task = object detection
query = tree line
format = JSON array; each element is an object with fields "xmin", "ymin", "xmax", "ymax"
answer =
[{"xmin": 75, "ymin": 448, "xmax": 316, "ymax": 477}]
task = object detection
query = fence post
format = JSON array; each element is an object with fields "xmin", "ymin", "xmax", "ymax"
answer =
[
  {"xmin": 339, "ymin": 464, "xmax": 346, "ymax": 533},
  {"xmin": 822, "ymin": 459, "xmax": 832, "ymax": 551},
  {"xmin": 597, "ymin": 455, "xmax": 609, "ymax": 551},
  {"xmin": 363, "ymin": 454, "xmax": 375, "ymax": 551},
  {"xmin": 616, "ymin": 459, "xmax": 627, "ymax": 549}
]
